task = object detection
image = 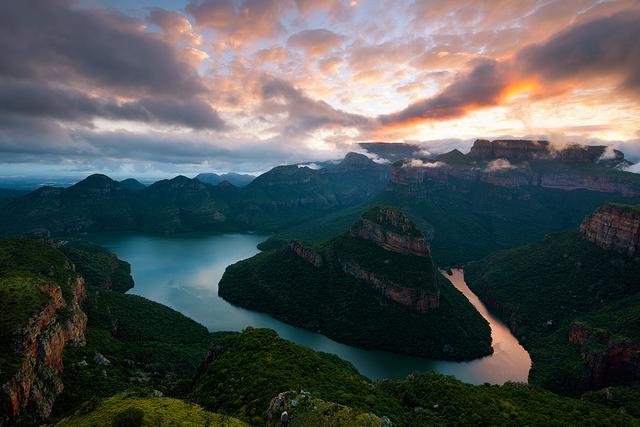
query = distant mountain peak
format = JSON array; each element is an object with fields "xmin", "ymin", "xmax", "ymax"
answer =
[
  {"xmin": 334, "ymin": 152, "xmax": 380, "ymax": 170},
  {"xmin": 71, "ymin": 174, "xmax": 120, "ymax": 190},
  {"xmin": 119, "ymin": 178, "xmax": 145, "ymax": 191}
]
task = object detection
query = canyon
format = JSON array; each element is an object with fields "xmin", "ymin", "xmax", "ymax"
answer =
[{"xmin": 580, "ymin": 203, "xmax": 640, "ymax": 256}]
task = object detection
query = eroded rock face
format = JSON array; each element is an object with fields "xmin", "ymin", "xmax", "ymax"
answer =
[
  {"xmin": 349, "ymin": 207, "xmax": 430, "ymax": 257},
  {"xmin": 339, "ymin": 259, "xmax": 439, "ymax": 313},
  {"xmin": 288, "ymin": 241, "xmax": 323, "ymax": 267},
  {"xmin": 569, "ymin": 323, "xmax": 640, "ymax": 387},
  {"xmin": 0, "ymin": 275, "xmax": 87, "ymax": 424},
  {"xmin": 391, "ymin": 140, "xmax": 639, "ymax": 196},
  {"xmin": 580, "ymin": 204, "xmax": 640, "ymax": 256},
  {"xmin": 469, "ymin": 139, "xmax": 551, "ymax": 161}
]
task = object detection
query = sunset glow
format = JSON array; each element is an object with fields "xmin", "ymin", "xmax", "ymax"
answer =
[{"xmin": 1, "ymin": 0, "xmax": 639, "ymax": 177}]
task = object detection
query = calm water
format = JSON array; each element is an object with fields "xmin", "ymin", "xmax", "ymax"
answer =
[{"xmin": 87, "ymin": 232, "xmax": 531, "ymax": 384}]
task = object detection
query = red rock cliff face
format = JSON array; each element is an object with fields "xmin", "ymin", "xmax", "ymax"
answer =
[
  {"xmin": 580, "ymin": 204, "xmax": 640, "ymax": 256},
  {"xmin": 469, "ymin": 139, "xmax": 551, "ymax": 160},
  {"xmin": 0, "ymin": 274, "xmax": 87, "ymax": 424},
  {"xmin": 338, "ymin": 258, "xmax": 439, "ymax": 313},
  {"xmin": 349, "ymin": 208, "xmax": 430, "ymax": 257},
  {"xmin": 569, "ymin": 323, "xmax": 640, "ymax": 386},
  {"xmin": 289, "ymin": 241, "xmax": 323, "ymax": 267}
]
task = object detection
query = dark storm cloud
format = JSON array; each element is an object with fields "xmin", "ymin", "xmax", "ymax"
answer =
[
  {"xmin": 0, "ymin": 0, "xmax": 225, "ymax": 131},
  {"xmin": 0, "ymin": 80, "xmax": 225, "ymax": 130},
  {"xmin": 377, "ymin": 9, "xmax": 640, "ymax": 128},
  {"xmin": 515, "ymin": 10, "xmax": 640, "ymax": 92},
  {"xmin": 260, "ymin": 78, "xmax": 369, "ymax": 135},
  {"xmin": 379, "ymin": 59, "xmax": 509, "ymax": 125},
  {"xmin": 0, "ymin": 0, "xmax": 204, "ymax": 97}
]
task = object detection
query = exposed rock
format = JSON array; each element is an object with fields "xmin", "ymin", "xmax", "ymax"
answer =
[
  {"xmin": 339, "ymin": 258, "xmax": 439, "ymax": 313},
  {"xmin": 569, "ymin": 323, "xmax": 640, "ymax": 387},
  {"xmin": 349, "ymin": 207, "xmax": 430, "ymax": 257},
  {"xmin": 0, "ymin": 275, "xmax": 87, "ymax": 424},
  {"xmin": 469, "ymin": 139, "xmax": 550, "ymax": 161},
  {"xmin": 288, "ymin": 241, "xmax": 323, "ymax": 267},
  {"xmin": 579, "ymin": 204, "xmax": 640, "ymax": 256},
  {"xmin": 391, "ymin": 140, "xmax": 640, "ymax": 196}
]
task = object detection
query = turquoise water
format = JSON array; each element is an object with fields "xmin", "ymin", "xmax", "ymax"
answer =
[{"xmin": 87, "ymin": 232, "xmax": 530, "ymax": 384}]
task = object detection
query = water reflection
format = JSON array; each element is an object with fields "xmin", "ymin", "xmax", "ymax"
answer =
[{"xmin": 88, "ymin": 232, "xmax": 531, "ymax": 384}]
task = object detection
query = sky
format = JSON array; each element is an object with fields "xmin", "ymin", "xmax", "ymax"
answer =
[{"xmin": 1, "ymin": 0, "xmax": 639, "ymax": 178}]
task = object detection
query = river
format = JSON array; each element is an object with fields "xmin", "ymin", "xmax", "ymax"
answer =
[{"xmin": 87, "ymin": 232, "xmax": 531, "ymax": 384}]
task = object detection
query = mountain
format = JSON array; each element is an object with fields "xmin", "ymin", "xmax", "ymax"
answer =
[
  {"xmin": 189, "ymin": 328, "xmax": 637, "ymax": 426},
  {"xmin": 119, "ymin": 178, "xmax": 146, "ymax": 191},
  {"xmin": 195, "ymin": 172, "xmax": 255, "ymax": 187},
  {"xmin": 465, "ymin": 203, "xmax": 640, "ymax": 397},
  {"xmin": 359, "ymin": 142, "xmax": 422, "ymax": 162},
  {"xmin": 0, "ymin": 237, "xmax": 637, "ymax": 425},
  {"xmin": 219, "ymin": 207, "xmax": 492, "ymax": 360},
  {"xmin": 0, "ymin": 152, "xmax": 390, "ymax": 236},
  {"xmin": 260, "ymin": 140, "xmax": 640, "ymax": 265}
]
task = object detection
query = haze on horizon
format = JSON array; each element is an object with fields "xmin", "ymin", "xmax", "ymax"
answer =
[{"xmin": 1, "ymin": 0, "xmax": 639, "ymax": 179}]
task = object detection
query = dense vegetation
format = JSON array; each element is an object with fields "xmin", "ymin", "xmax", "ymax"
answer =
[
  {"xmin": 465, "ymin": 231, "xmax": 640, "ymax": 395},
  {"xmin": 0, "ymin": 238, "xmax": 78, "ymax": 383},
  {"xmin": 59, "ymin": 239, "xmax": 134, "ymax": 293},
  {"xmin": 0, "ymin": 153, "xmax": 389, "ymax": 237},
  {"xmin": 190, "ymin": 328, "xmax": 638, "ymax": 426},
  {"xmin": 2, "ymin": 237, "xmax": 639, "ymax": 425},
  {"xmin": 220, "ymin": 212, "xmax": 492, "ymax": 360},
  {"xmin": 56, "ymin": 283, "xmax": 212, "ymax": 416},
  {"xmin": 54, "ymin": 391, "xmax": 247, "ymax": 427},
  {"xmin": 261, "ymin": 181, "xmax": 640, "ymax": 265}
]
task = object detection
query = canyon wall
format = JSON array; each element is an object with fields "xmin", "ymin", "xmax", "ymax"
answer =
[
  {"xmin": 0, "ymin": 273, "xmax": 87, "ymax": 425},
  {"xmin": 349, "ymin": 207, "xmax": 430, "ymax": 257},
  {"xmin": 288, "ymin": 241, "xmax": 323, "ymax": 267},
  {"xmin": 580, "ymin": 204, "xmax": 640, "ymax": 257},
  {"xmin": 339, "ymin": 258, "xmax": 439, "ymax": 313}
]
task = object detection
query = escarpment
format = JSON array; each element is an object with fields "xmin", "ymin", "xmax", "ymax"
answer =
[
  {"xmin": 288, "ymin": 241, "xmax": 323, "ymax": 267},
  {"xmin": 0, "ymin": 242, "xmax": 87, "ymax": 425},
  {"xmin": 219, "ymin": 207, "xmax": 492, "ymax": 359},
  {"xmin": 349, "ymin": 207, "xmax": 430, "ymax": 257},
  {"xmin": 338, "ymin": 258, "xmax": 439, "ymax": 313},
  {"xmin": 391, "ymin": 139, "xmax": 640, "ymax": 196},
  {"xmin": 579, "ymin": 203, "xmax": 640, "ymax": 256}
]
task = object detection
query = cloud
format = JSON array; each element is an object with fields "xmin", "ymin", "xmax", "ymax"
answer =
[
  {"xmin": 0, "ymin": 0, "xmax": 226, "ymax": 133},
  {"xmin": 483, "ymin": 158, "xmax": 517, "ymax": 173},
  {"xmin": 0, "ymin": 79, "xmax": 225, "ymax": 130},
  {"xmin": 378, "ymin": 59, "xmax": 510, "ymax": 126},
  {"xmin": 402, "ymin": 159, "xmax": 447, "ymax": 169},
  {"xmin": 260, "ymin": 77, "xmax": 370, "ymax": 135},
  {"xmin": 0, "ymin": 0, "xmax": 206, "ymax": 98},
  {"xmin": 288, "ymin": 29, "xmax": 346, "ymax": 57},
  {"xmin": 515, "ymin": 10, "xmax": 640, "ymax": 92},
  {"xmin": 375, "ymin": 9, "xmax": 640, "ymax": 130},
  {"xmin": 186, "ymin": 0, "xmax": 290, "ymax": 45}
]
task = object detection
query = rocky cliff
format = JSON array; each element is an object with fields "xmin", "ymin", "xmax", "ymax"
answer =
[
  {"xmin": 289, "ymin": 241, "xmax": 323, "ymax": 267},
  {"xmin": 349, "ymin": 207, "xmax": 430, "ymax": 257},
  {"xmin": 339, "ymin": 258, "xmax": 439, "ymax": 313},
  {"xmin": 0, "ymin": 271, "xmax": 87, "ymax": 424},
  {"xmin": 569, "ymin": 323, "xmax": 640, "ymax": 387},
  {"xmin": 391, "ymin": 140, "xmax": 640, "ymax": 196},
  {"xmin": 469, "ymin": 139, "xmax": 551, "ymax": 160},
  {"xmin": 579, "ymin": 204, "xmax": 640, "ymax": 256}
]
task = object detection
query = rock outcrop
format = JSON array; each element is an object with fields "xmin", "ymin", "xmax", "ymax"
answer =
[
  {"xmin": 469, "ymin": 139, "xmax": 551, "ymax": 161},
  {"xmin": 391, "ymin": 140, "xmax": 640, "ymax": 196},
  {"xmin": 289, "ymin": 241, "xmax": 323, "ymax": 267},
  {"xmin": 349, "ymin": 207, "xmax": 430, "ymax": 257},
  {"xmin": 580, "ymin": 204, "xmax": 640, "ymax": 256},
  {"xmin": 339, "ymin": 258, "xmax": 439, "ymax": 313},
  {"xmin": 0, "ymin": 274, "xmax": 87, "ymax": 424},
  {"xmin": 569, "ymin": 323, "xmax": 640, "ymax": 387}
]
